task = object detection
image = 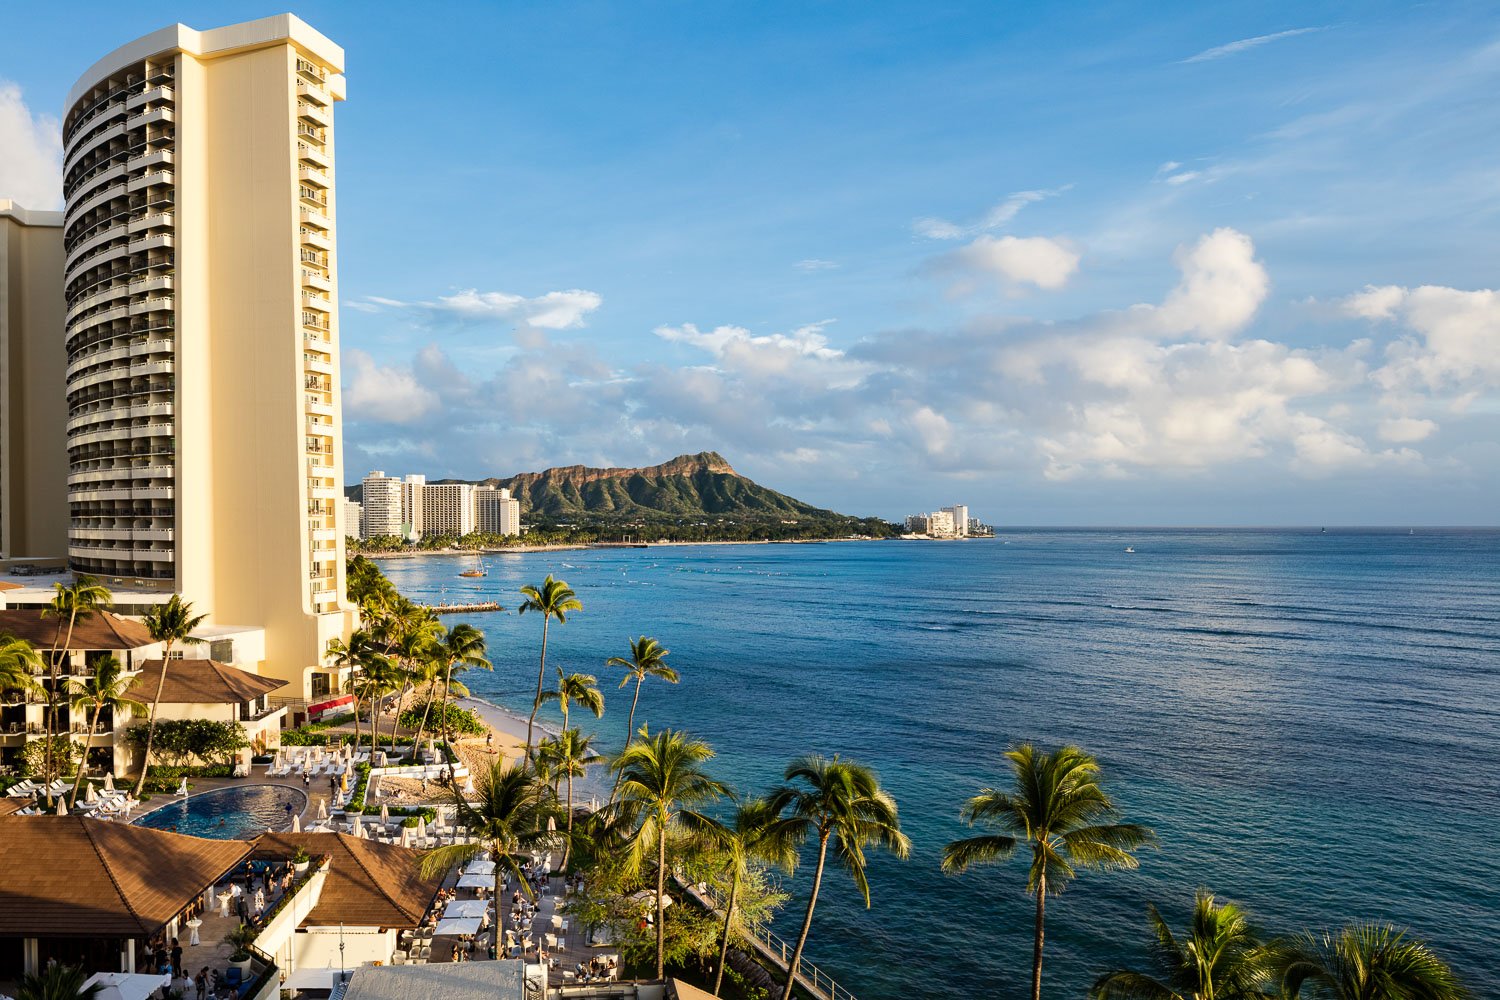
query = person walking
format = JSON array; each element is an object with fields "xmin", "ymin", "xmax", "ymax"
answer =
[{"xmin": 170, "ymin": 938, "xmax": 182, "ymax": 976}]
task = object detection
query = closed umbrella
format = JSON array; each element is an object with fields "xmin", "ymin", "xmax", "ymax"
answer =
[
  {"xmin": 350, "ymin": 813, "xmax": 363, "ymax": 838},
  {"xmin": 400, "ymin": 825, "xmax": 413, "ymax": 848},
  {"xmin": 291, "ymin": 813, "xmax": 301, "ymax": 832},
  {"xmin": 85, "ymin": 783, "xmax": 97, "ymax": 805},
  {"xmin": 415, "ymin": 816, "xmax": 427, "ymax": 842},
  {"xmin": 55, "ymin": 797, "xmax": 67, "ymax": 816},
  {"xmin": 380, "ymin": 803, "xmax": 389, "ymax": 826},
  {"xmin": 103, "ymin": 772, "xmax": 114, "ymax": 792},
  {"xmin": 317, "ymin": 798, "xmax": 328, "ymax": 820}
]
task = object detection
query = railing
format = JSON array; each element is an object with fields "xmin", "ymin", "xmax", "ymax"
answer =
[{"xmin": 681, "ymin": 880, "xmax": 857, "ymax": 1000}]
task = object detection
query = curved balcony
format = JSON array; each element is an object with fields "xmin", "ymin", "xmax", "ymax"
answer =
[
  {"xmin": 66, "ymin": 170, "xmax": 130, "ymax": 226},
  {"xmin": 64, "ymin": 121, "xmax": 127, "ymax": 172}
]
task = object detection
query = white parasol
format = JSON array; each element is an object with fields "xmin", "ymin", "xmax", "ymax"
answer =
[
  {"xmin": 415, "ymin": 816, "xmax": 427, "ymax": 841},
  {"xmin": 291, "ymin": 813, "xmax": 301, "ymax": 832},
  {"xmin": 380, "ymin": 803, "xmax": 389, "ymax": 826},
  {"xmin": 103, "ymin": 772, "xmax": 115, "ymax": 791},
  {"xmin": 350, "ymin": 812, "xmax": 363, "ymax": 838},
  {"xmin": 85, "ymin": 783, "xmax": 97, "ymax": 804},
  {"xmin": 55, "ymin": 797, "xmax": 67, "ymax": 816},
  {"xmin": 317, "ymin": 798, "xmax": 328, "ymax": 820}
]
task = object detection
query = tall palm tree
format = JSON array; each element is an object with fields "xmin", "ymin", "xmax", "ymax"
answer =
[
  {"xmin": 419, "ymin": 759, "xmax": 558, "ymax": 918},
  {"xmin": 537, "ymin": 668, "xmax": 605, "ymax": 735},
  {"xmin": 15, "ymin": 962, "xmax": 104, "ymax": 1000},
  {"xmin": 768, "ymin": 754, "xmax": 910, "ymax": 1000},
  {"xmin": 407, "ymin": 645, "xmax": 444, "ymax": 751},
  {"xmin": 40, "ymin": 576, "xmax": 111, "ymax": 805},
  {"xmin": 537, "ymin": 727, "xmax": 595, "ymax": 869},
  {"xmin": 606, "ymin": 636, "xmax": 679, "ymax": 752},
  {"xmin": 388, "ymin": 621, "xmax": 441, "ymax": 754},
  {"xmin": 435, "ymin": 622, "xmax": 491, "ymax": 740},
  {"xmin": 326, "ymin": 629, "xmax": 386, "ymax": 753},
  {"xmin": 65, "ymin": 657, "xmax": 144, "ymax": 808},
  {"xmin": 612, "ymin": 726, "xmax": 728, "ymax": 979},
  {"xmin": 519, "ymin": 575, "xmax": 582, "ymax": 759},
  {"xmin": 134, "ymin": 595, "xmax": 207, "ymax": 796},
  {"xmin": 682, "ymin": 796, "xmax": 802, "ymax": 996},
  {"xmin": 1277, "ymin": 923, "xmax": 1468, "ymax": 1000},
  {"xmin": 1092, "ymin": 891, "xmax": 1274, "ymax": 1000},
  {"xmin": 360, "ymin": 656, "xmax": 403, "ymax": 754},
  {"xmin": 942, "ymin": 744, "xmax": 1156, "ymax": 1000}
]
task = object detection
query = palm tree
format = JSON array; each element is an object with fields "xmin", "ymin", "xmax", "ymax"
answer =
[
  {"xmin": 537, "ymin": 668, "xmax": 605, "ymax": 735},
  {"xmin": 682, "ymin": 796, "xmax": 802, "ymax": 996},
  {"xmin": 537, "ymin": 727, "xmax": 595, "ymax": 870},
  {"xmin": 407, "ymin": 645, "xmax": 444, "ymax": 750},
  {"xmin": 134, "ymin": 595, "xmax": 207, "ymax": 796},
  {"xmin": 435, "ymin": 623, "xmax": 490, "ymax": 740},
  {"xmin": 326, "ymin": 629, "xmax": 385, "ymax": 753},
  {"xmin": 388, "ymin": 620, "xmax": 440, "ymax": 754},
  {"xmin": 942, "ymin": 744, "xmax": 1156, "ymax": 1000},
  {"xmin": 40, "ymin": 576, "xmax": 111, "ymax": 805},
  {"xmin": 419, "ymin": 759, "xmax": 558, "ymax": 917},
  {"xmin": 1277, "ymin": 923, "xmax": 1468, "ymax": 1000},
  {"xmin": 15, "ymin": 962, "xmax": 104, "ymax": 1000},
  {"xmin": 768, "ymin": 754, "xmax": 910, "ymax": 1000},
  {"xmin": 0, "ymin": 635, "xmax": 43, "ymax": 702},
  {"xmin": 360, "ymin": 656, "xmax": 403, "ymax": 754},
  {"xmin": 1092, "ymin": 891, "xmax": 1274, "ymax": 1000},
  {"xmin": 65, "ymin": 657, "xmax": 144, "ymax": 808},
  {"xmin": 519, "ymin": 575, "xmax": 582, "ymax": 758},
  {"xmin": 606, "ymin": 636, "xmax": 679, "ymax": 752},
  {"xmin": 611, "ymin": 726, "xmax": 728, "ymax": 979}
]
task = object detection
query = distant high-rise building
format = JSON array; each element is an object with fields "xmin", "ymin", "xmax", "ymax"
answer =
[
  {"xmin": 927, "ymin": 510, "xmax": 956, "ymax": 537},
  {"xmin": 904, "ymin": 514, "xmax": 930, "ymax": 534},
  {"xmin": 361, "ymin": 471, "xmax": 401, "ymax": 537},
  {"xmin": 475, "ymin": 486, "xmax": 521, "ymax": 537},
  {"xmin": 0, "ymin": 202, "xmax": 68, "ymax": 561},
  {"xmin": 343, "ymin": 500, "xmax": 363, "ymax": 540},
  {"xmin": 401, "ymin": 474, "xmax": 426, "ymax": 539},
  {"xmin": 942, "ymin": 505, "xmax": 970, "ymax": 537},
  {"xmin": 420, "ymin": 483, "xmax": 476, "ymax": 538},
  {"xmin": 61, "ymin": 15, "xmax": 354, "ymax": 694}
]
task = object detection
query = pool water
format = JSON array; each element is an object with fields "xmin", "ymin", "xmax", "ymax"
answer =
[{"xmin": 135, "ymin": 784, "xmax": 307, "ymax": 839}]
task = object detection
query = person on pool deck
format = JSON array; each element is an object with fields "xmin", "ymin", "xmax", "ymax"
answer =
[{"xmin": 170, "ymin": 938, "xmax": 182, "ymax": 975}]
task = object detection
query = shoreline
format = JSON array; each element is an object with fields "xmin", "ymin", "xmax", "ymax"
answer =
[{"xmin": 359, "ymin": 536, "xmax": 898, "ymax": 559}]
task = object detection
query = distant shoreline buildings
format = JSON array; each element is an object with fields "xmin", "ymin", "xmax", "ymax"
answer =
[
  {"xmin": 351, "ymin": 471, "xmax": 521, "ymax": 541},
  {"xmin": 903, "ymin": 504, "xmax": 994, "ymax": 538}
]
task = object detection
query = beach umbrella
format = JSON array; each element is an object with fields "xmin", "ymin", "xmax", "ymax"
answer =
[
  {"xmin": 350, "ymin": 813, "xmax": 363, "ymax": 838},
  {"xmin": 546, "ymin": 815, "xmax": 556, "ymax": 834},
  {"xmin": 415, "ymin": 816, "xmax": 426, "ymax": 841},
  {"xmin": 85, "ymin": 783, "xmax": 97, "ymax": 805},
  {"xmin": 380, "ymin": 804, "xmax": 389, "ymax": 826},
  {"xmin": 400, "ymin": 826, "xmax": 413, "ymax": 848},
  {"xmin": 103, "ymin": 772, "xmax": 114, "ymax": 792},
  {"xmin": 291, "ymin": 813, "xmax": 301, "ymax": 832},
  {"xmin": 55, "ymin": 797, "xmax": 67, "ymax": 816},
  {"xmin": 340, "ymin": 770, "xmax": 349, "ymax": 792},
  {"xmin": 317, "ymin": 798, "xmax": 328, "ymax": 820}
]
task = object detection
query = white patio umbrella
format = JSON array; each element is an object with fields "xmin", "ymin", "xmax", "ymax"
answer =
[
  {"xmin": 350, "ymin": 813, "xmax": 363, "ymax": 838},
  {"xmin": 103, "ymin": 772, "xmax": 114, "ymax": 792},
  {"xmin": 55, "ymin": 797, "xmax": 67, "ymax": 816},
  {"xmin": 85, "ymin": 783, "xmax": 97, "ymax": 804},
  {"xmin": 415, "ymin": 816, "xmax": 427, "ymax": 841},
  {"xmin": 399, "ymin": 825, "xmax": 413, "ymax": 848},
  {"xmin": 291, "ymin": 813, "xmax": 301, "ymax": 832},
  {"xmin": 380, "ymin": 803, "xmax": 389, "ymax": 826},
  {"xmin": 317, "ymin": 798, "xmax": 328, "ymax": 820}
]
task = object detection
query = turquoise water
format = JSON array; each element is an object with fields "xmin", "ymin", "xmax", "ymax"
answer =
[
  {"xmin": 377, "ymin": 530, "xmax": 1500, "ymax": 997},
  {"xmin": 135, "ymin": 784, "xmax": 306, "ymax": 839}
]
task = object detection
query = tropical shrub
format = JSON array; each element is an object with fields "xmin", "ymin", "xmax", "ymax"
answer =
[
  {"xmin": 123, "ymin": 719, "xmax": 248, "ymax": 767},
  {"xmin": 399, "ymin": 702, "xmax": 484, "ymax": 735},
  {"xmin": 21, "ymin": 736, "xmax": 80, "ymax": 783}
]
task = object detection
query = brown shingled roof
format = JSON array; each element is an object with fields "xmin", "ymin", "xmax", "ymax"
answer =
[
  {"xmin": 0, "ymin": 816, "xmax": 252, "ymax": 937},
  {"xmin": 125, "ymin": 659, "xmax": 286, "ymax": 705},
  {"xmin": 251, "ymin": 832, "xmax": 441, "ymax": 929},
  {"xmin": 0, "ymin": 609, "xmax": 156, "ymax": 650}
]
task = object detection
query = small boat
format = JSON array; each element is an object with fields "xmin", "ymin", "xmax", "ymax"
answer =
[
  {"xmin": 1124, "ymin": 546, "xmax": 1135, "ymax": 553},
  {"xmin": 458, "ymin": 558, "xmax": 487, "ymax": 578}
]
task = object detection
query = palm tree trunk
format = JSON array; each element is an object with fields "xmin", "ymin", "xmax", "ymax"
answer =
[
  {"xmin": 780, "ymin": 832, "xmax": 829, "ymax": 1000},
  {"xmin": 656, "ymin": 825, "xmax": 668, "ymax": 979},
  {"xmin": 609, "ymin": 676, "xmax": 646, "ymax": 803},
  {"xmin": 562, "ymin": 769, "xmax": 574, "ymax": 870},
  {"xmin": 413, "ymin": 678, "xmax": 435, "ymax": 751},
  {"xmin": 439, "ymin": 660, "xmax": 455, "ymax": 742},
  {"xmin": 1031, "ymin": 873, "xmax": 1046, "ymax": 1000},
  {"xmin": 133, "ymin": 638, "xmax": 174, "ymax": 796},
  {"xmin": 44, "ymin": 610, "xmax": 78, "ymax": 807},
  {"xmin": 68, "ymin": 703, "xmax": 100, "ymax": 808},
  {"xmin": 526, "ymin": 618, "xmax": 550, "ymax": 759},
  {"xmin": 495, "ymin": 855, "xmax": 505, "ymax": 960},
  {"xmin": 713, "ymin": 870, "xmax": 740, "ymax": 996}
]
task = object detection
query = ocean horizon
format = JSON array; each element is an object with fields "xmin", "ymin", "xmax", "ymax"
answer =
[{"xmin": 375, "ymin": 528, "xmax": 1500, "ymax": 997}]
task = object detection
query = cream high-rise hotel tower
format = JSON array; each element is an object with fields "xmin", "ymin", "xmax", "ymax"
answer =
[{"xmin": 1, "ymin": 15, "xmax": 358, "ymax": 698}]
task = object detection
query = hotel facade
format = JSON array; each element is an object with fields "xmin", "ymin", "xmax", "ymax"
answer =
[{"xmin": 29, "ymin": 15, "xmax": 359, "ymax": 697}]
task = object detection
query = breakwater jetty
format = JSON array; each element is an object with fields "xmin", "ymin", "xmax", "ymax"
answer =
[{"xmin": 425, "ymin": 601, "xmax": 504, "ymax": 615}]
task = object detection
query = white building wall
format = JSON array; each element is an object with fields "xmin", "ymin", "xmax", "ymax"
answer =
[{"xmin": 360, "ymin": 471, "xmax": 401, "ymax": 537}]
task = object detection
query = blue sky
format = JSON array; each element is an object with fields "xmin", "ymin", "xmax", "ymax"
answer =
[{"xmin": 3, "ymin": 2, "xmax": 1498, "ymax": 524}]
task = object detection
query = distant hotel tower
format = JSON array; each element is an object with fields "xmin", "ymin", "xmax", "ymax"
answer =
[{"xmin": 60, "ymin": 16, "xmax": 355, "ymax": 695}]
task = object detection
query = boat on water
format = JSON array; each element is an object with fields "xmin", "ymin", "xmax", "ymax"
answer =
[
  {"xmin": 1124, "ymin": 546, "xmax": 1135, "ymax": 553},
  {"xmin": 458, "ymin": 558, "xmax": 487, "ymax": 578}
]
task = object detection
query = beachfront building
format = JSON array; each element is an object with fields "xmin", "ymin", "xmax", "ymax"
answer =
[
  {"xmin": 123, "ymin": 658, "xmax": 287, "ymax": 759},
  {"xmin": 344, "ymin": 499, "xmax": 363, "ymax": 540},
  {"xmin": 0, "ymin": 814, "xmax": 250, "ymax": 979},
  {"xmin": 421, "ymin": 483, "xmax": 476, "ymax": 538},
  {"xmin": 402, "ymin": 474, "xmax": 426, "ymax": 539},
  {"xmin": 59, "ymin": 14, "xmax": 357, "ymax": 697},
  {"xmin": 904, "ymin": 506, "xmax": 980, "ymax": 538},
  {"xmin": 0, "ymin": 608, "xmax": 162, "ymax": 777},
  {"xmin": 0, "ymin": 202, "xmax": 69, "ymax": 566},
  {"xmin": 475, "ymin": 486, "xmax": 521, "ymax": 537},
  {"xmin": 361, "ymin": 471, "xmax": 402, "ymax": 537},
  {"xmin": 942, "ymin": 505, "xmax": 970, "ymax": 537}
]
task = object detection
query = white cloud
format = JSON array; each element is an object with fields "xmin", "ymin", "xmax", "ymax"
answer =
[
  {"xmin": 1378, "ymin": 417, "xmax": 1437, "ymax": 443},
  {"xmin": 907, "ymin": 406, "xmax": 953, "ymax": 456},
  {"xmin": 1359, "ymin": 286, "xmax": 1500, "ymax": 390},
  {"xmin": 0, "ymin": 82, "xmax": 62, "ymax": 210},
  {"xmin": 951, "ymin": 234, "xmax": 1080, "ymax": 290},
  {"xmin": 351, "ymin": 288, "xmax": 602, "ymax": 329},
  {"xmin": 342, "ymin": 349, "xmax": 442, "ymax": 424},
  {"xmin": 1164, "ymin": 170, "xmax": 1202, "ymax": 186},
  {"xmin": 794, "ymin": 258, "xmax": 839, "ymax": 272},
  {"xmin": 1182, "ymin": 27, "xmax": 1325, "ymax": 64},
  {"xmin": 915, "ymin": 186, "xmax": 1071, "ymax": 240},
  {"xmin": 1153, "ymin": 228, "xmax": 1269, "ymax": 338}
]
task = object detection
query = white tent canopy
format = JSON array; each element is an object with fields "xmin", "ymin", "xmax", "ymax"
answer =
[
  {"xmin": 432, "ymin": 916, "xmax": 483, "ymax": 937},
  {"xmin": 455, "ymin": 873, "xmax": 492, "ymax": 889},
  {"xmin": 82, "ymin": 972, "xmax": 169, "ymax": 1000},
  {"xmin": 443, "ymin": 900, "xmax": 488, "ymax": 919}
]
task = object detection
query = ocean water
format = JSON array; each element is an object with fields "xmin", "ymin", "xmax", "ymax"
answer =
[{"xmin": 376, "ymin": 529, "xmax": 1500, "ymax": 998}]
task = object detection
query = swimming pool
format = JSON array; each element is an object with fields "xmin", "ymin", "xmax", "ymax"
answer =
[{"xmin": 135, "ymin": 784, "xmax": 307, "ymax": 839}]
